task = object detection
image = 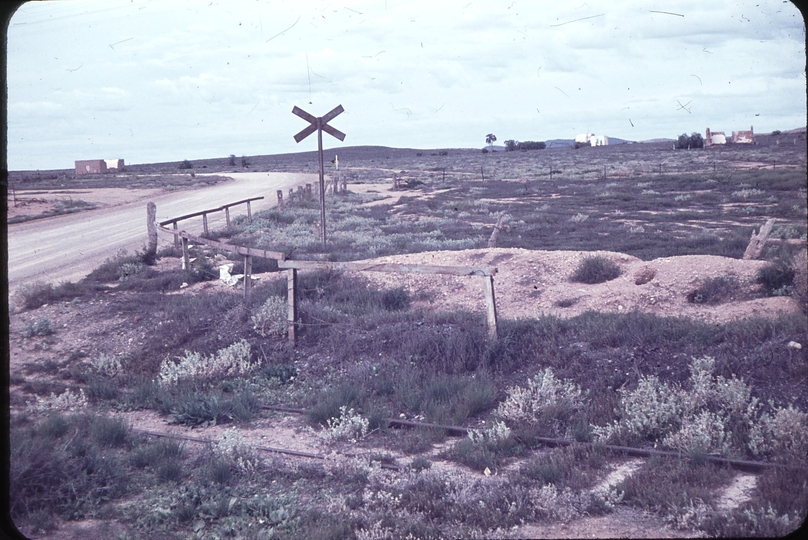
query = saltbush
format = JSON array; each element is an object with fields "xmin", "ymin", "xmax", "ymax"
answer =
[
  {"xmin": 158, "ymin": 339, "xmax": 257, "ymax": 386},
  {"xmin": 23, "ymin": 317, "xmax": 55, "ymax": 337},
  {"xmin": 252, "ymin": 295, "xmax": 288, "ymax": 337},
  {"xmin": 496, "ymin": 368, "xmax": 583, "ymax": 436},
  {"xmin": 570, "ymin": 255, "xmax": 622, "ymax": 284}
]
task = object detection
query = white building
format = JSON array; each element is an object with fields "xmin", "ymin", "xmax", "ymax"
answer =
[
  {"xmin": 590, "ymin": 135, "xmax": 609, "ymax": 146},
  {"xmin": 575, "ymin": 133, "xmax": 608, "ymax": 146}
]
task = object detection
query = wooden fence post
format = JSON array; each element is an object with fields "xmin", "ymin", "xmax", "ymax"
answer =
[
  {"xmin": 487, "ymin": 213, "xmax": 509, "ymax": 248},
  {"xmin": 146, "ymin": 202, "xmax": 158, "ymax": 258},
  {"xmin": 277, "ymin": 190, "xmax": 284, "ymax": 210},
  {"xmin": 243, "ymin": 255, "xmax": 252, "ymax": 299},
  {"xmin": 173, "ymin": 222, "xmax": 180, "ymax": 248},
  {"xmin": 287, "ymin": 268, "xmax": 298, "ymax": 345},
  {"xmin": 483, "ymin": 275, "xmax": 498, "ymax": 340},
  {"xmin": 181, "ymin": 236, "xmax": 190, "ymax": 270},
  {"xmin": 225, "ymin": 206, "xmax": 231, "ymax": 227},
  {"xmin": 289, "ymin": 188, "xmax": 294, "ymax": 202},
  {"xmin": 202, "ymin": 213, "xmax": 209, "ymax": 236},
  {"xmin": 247, "ymin": 201, "xmax": 253, "ymax": 223},
  {"xmin": 306, "ymin": 183, "xmax": 312, "ymax": 201}
]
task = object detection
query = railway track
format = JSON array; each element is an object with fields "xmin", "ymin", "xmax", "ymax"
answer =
[{"xmin": 130, "ymin": 402, "xmax": 792, "ymax": 474}]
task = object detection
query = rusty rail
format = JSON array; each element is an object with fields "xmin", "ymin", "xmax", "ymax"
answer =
[{"xmin": 258, "ymin": 404, "xmax": 793, "ymax": 472}]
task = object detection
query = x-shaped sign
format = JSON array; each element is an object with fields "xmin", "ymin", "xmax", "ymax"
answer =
[
  {"xmin": 292, "ymin": 105, "xmax": 345, "ymax": 143},
  {"xmin": 676, "ymin": 100, "xmax": 692, "ymax": 114}
]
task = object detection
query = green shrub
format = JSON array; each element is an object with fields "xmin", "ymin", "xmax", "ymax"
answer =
[
  {"xmin": 10, "ymin": 414, "xmax": 133, "ymax": 522},
  {"xmin": 23, "ymin": 317, "xmax": 55, "ymax": 337},
  {"xmin": 756, "ymin": 261, "xmax": 795, "ymax": 296},
  {"xmin": 381, "ymin": 287, "xmax": 411, "ymax": 311},
  {"xmin": 14, "ymin": 281, "xmax": 92, "ymax": 310},
  {"xmin": 90, "ymin": 416, "xmax": 131, "ymax": 447},
  {"xmin": 496, "ymin": 367, "xmax": 583, "ymax": 437},
  {"xmin": 446, "ymin": 420, "xmax": 524, "ymax": 471},
  {"xmin": 687, "ymin": 275, "xmax": 739, "ymax": 304},
  {"xmin": 252, "ymin": 295, "xmax": 288, "ymax": 337},
  {"xmin": 306, "ymin": 381, "xmax": 364, "ymax": 426},
  {"xmin": 570, "ymin": 255, "xmax": 622, "ymax": 284}
]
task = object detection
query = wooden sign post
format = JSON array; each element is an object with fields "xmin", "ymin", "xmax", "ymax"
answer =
[{"xmin": 292, "ymin": 104, "xmax": 345, "ymax": 248}]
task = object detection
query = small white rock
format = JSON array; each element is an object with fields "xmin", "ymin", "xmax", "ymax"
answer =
[{"xmin": 787, "ymin": 341, "xmax": 802, "ymax": 350}]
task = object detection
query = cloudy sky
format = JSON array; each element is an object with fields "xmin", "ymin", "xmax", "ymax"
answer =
[{"xmin": 6, "ymin": 0, "xmax": 806, "ymax": 170}]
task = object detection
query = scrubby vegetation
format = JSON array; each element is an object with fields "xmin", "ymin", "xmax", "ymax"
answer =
[{"xmin": 9, "ymin": 141, "xmax": 807, "ymax": 538}]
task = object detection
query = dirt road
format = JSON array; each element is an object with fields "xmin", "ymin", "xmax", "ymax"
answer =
[{"xmin": 6, "ymin": 172, "xmax": 314, "ymax": 294}]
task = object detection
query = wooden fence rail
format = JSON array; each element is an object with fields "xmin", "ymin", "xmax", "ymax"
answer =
[
  {"xmin": 153, "ymin": 200, "xmax": 500, "ymax": 344},
  {"xmin": 159, "ymin": 196, "xmax": 263, "ymax": 243}
]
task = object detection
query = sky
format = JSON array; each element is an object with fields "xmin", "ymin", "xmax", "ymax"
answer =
[{"xmin": 5, "ymin": 0, "xmax": 806, "ymax": 170}]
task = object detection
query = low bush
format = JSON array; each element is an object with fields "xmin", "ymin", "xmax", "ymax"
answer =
[
  {"xmin": 570, "ymin": 255, "xmax": 622, "ymax": 284},
  {"xmin": 686, "ymin": 275, "xmax": 739, "ymax": 304},
  {"xmin": 307, "ymin": 381, "xmax": 365, "ymax": 426},
  {"xmin": 496, "ymin": 368, "xmax": 584, "ymax": 437},
  {"xmin": 756, "ymin": 260, "xmax": 795, "ymax": 296},
  {"xmin": 445, "ymin": 420, "xmax": 524, "ymax": 471},
  {"xmin": 22, "ymin": 317, "xmax": 55, "ymax": 337},
  {"xmin": 395, "ymin": 371, "xmax": 496, "ymax": 425},
  {"xmin": 14, "ymin": 281, "xmax": 93, "ymax": 310},
  {"xmin": 10, "ymin": 413, "xmax": 134, "ymax": 523}
]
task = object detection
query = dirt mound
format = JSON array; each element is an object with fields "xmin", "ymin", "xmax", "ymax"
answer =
[{"xmin": 353, "ymin": 248, "xmax": 800, "ymax": 324}]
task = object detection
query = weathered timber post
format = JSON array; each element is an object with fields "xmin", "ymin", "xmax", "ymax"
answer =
[
  {"xmin": 306, "ymin": 183, "xmax": 312, "ymax": 201},
  {"xmin": 146, "ymin": 202, "xmax": 158, "ymax": 258},
  {"xmin": 289, "ymin": 188, "xmax": 294, "ymax": 202},
  {"xmin": 287, "ymin": 268, "xmax": 298, "ymax": 345},
  {"xmin": 487, "ymin": 213, "xmax": 509, "ymax": 248},
  {"xmin": 181, "ymin": 236, "xmax": 190, "ymax": 270},
  {"xmin": 243, "ymin": 255, "xmax": 252, "ymax": 299},
  {"xmin": 173, "ymin": 222, "xmax": 180, "ymax": 247},
  {"xmin": 202, "ymin": 213, "xmax": 209, "ymax": 236},
  {"xmin": 483, "ymin": 275, "xmax": 498, "ymax": 340},
  {"xmin": 481, "ymin": 166, "xmax": 485, "ymax": 182},
  {"xmin": 743, "ymin": 218, "xmax": 776, "ymax": 260},
  {"xmin": 247, "ymin": 201, "xmax": 253, "ymax": 223},
  {"xmin": 277, "ymin": 190, "xmax": 284, "ymax": 210},
  {"xmin": 393, "ymin": 174, "xmax": 399, "ymax": 189},
  {"xmin": 225, "ymin": 206, "xmax": 231, "ymax": 227}
]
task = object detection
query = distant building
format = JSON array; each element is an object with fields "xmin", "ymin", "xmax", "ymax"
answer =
[
  {"xmin": 705, "ymin": 128, "xmax": 727, "ymax": 147},
  {"xmin": 732, "ymin": 126, "xmax": 755, "ymax": 144},
  {"xmin": 590, "ymin": 135, "xmax": 609, "ymax": 146},
  {"xmin": 75, "ymin": 159, "xmax": 108, "ymax": 175},
  {"xmin": 574, "ymin": 133, "xmax": 608, "ymax": 147},
  {"xmin": 75, "ymin": 158, "xmax": 124, "ymax": 175},
  {"xmin": 105, "ymin": 158, "xmax": 125, "ymax": 171}
]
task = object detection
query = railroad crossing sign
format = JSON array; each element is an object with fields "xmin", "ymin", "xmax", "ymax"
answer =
[{"xmin": 292, "ymin": 104, "xmax": 345, "ymax": 248}]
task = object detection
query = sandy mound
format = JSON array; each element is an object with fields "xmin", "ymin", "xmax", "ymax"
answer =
[{"xmin": 347, "ymin": 248, "xmax": 800, "ymax": 324}]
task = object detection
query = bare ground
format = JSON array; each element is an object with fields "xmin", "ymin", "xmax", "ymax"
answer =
[{"xmin": 8, "ymin": 176, "xmax": 801, "ymax": 539}]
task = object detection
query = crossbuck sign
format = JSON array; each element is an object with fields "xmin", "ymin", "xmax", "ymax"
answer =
[{"xmin": 292, "ymin": 104, "xmax": 345, "ymax": 248}]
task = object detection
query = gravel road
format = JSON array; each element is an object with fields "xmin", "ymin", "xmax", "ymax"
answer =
[{"xmin": 6, "ymin": 172, "xmax": 314, "ymax": 293}]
